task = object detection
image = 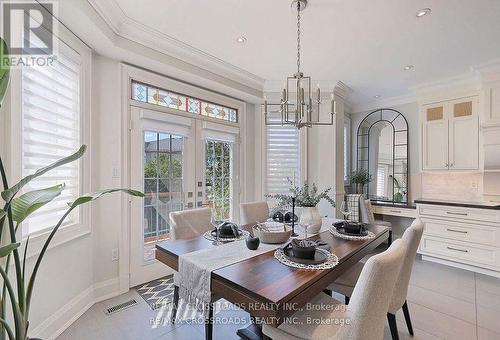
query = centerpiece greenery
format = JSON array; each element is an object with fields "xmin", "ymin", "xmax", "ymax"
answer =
[
  {"xmin": 349, "ymin": 168, "xmax": 372, "ymax": 195},
  {"xmin": 0, "ymin": 37, "xmax": 144, "ymax": 340},
  {"xmin": 265, "ymin": 178, "xmax": 336, "ymax": 211}
]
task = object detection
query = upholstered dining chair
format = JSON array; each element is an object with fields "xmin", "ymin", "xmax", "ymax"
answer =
[
  {"xmin": 328, "ymin": 219, "xmax": 425, "ymax": 340},
  {"xmin": 359, "ymin": 199, "xmax": 393, "ymax": 245},
  {"xmin": 240, "ymin": 201, "xmax": 270, "ymax": 225},
  {"xmin": 168, "ymin": 208, "xmax": 214, "ymax": 324},
  {"xmin": 262, "ymin": 239, "xmax": 407, "ymax": 340}
]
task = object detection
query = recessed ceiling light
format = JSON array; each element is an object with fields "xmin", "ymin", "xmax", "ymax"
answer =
[
  {"xmin": 374, "ymin": 95, "xmax": 381, "ymax": 99},
  {"xmin": 236, "ymin": 36, "xmax": 247, "ymax": 43},
  {"xmin": 404, "ymin": 65, "xmax": 414, "ymax": 71},
  {"xmin": 416, "ymin": 8, "xmax": 431, "ymax": 18}
]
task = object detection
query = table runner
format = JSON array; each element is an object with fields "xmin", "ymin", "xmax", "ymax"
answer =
[{"xmin": 173, "ymin": 240, "xmax": 280, "ymax": 314}]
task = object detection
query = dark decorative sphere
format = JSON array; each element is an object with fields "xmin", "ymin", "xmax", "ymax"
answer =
[{"xmin": 246, "ymin": 236, "xmax": 260, "ymax": 250}]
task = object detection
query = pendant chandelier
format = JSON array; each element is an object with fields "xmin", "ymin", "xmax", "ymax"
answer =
[{"xmin": 264, "ymin": 0, "xmax": 336, "ymax": 129}]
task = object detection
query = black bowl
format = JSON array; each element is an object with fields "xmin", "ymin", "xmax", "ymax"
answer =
[
  {"xmin": 343, "ymin": 222, "xmax": 364, "ymax": 235},
  {"xmin": 291, "ymin": 239, "xmax": 316, "ymax": 259},
  {"xmin": 215, "ymin": 222, "xmax": 240, "ymax": 236}
]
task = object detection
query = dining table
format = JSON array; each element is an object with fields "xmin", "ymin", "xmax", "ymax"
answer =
[{"xmin": 155, "ymin": 218, "xmax": 390, "ymax": 340}]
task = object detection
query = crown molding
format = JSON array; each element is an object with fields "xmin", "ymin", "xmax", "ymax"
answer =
[
  {"xmin": 87, "ymin": 0, "xmax": 265, "ymax": 91},
  {"xmin": 410, "ymin": 72, "xmax": 481, "ymax": 104},
  {"xmin": 473, "ymin": 59, "xmax": 500, "ymax": 84},
  {"xmin": 350, "ymin": 92, "xmax": 417, "ymax": 113}
]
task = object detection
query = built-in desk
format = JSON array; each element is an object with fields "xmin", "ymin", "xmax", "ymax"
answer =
[{"xmin": 371, "ymin": 201, "xmax": 417, "ymax": 219}]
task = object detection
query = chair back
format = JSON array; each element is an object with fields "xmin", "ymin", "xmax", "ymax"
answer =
[
  {"xmin": 169, "ymin": 208, "xmax": 212, "ymax": 240},
  {"xmin": 359, "ymin": 199, "xmax": 375, "ymax": 224},
  {"xmin": 389, "ymin": 218, "xmax": 424, "ymax": 312},
  {"xmin": 240, "ymin": 201, "xmax": 269, "ymax": 225},
  {"xmin": 339, "ymin": 239, "xmax": 407, "ymax": 340}
]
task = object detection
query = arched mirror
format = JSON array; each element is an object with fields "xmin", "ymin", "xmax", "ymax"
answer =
[{"xmin": 356, "ymin": 109, "xmax": 409, "ymax": 203}]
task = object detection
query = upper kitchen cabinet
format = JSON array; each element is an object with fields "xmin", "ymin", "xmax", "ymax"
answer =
[{"xmin": 422, "ymin": 96, "xmax": 479, "ymax": 171}]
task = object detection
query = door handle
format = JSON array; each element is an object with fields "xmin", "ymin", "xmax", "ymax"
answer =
[
  {"xmin": 446, "ymin": 228, "xmax": 468, "ymax": 234},
  {"xmin": 447, "ymin": 246, "xmax": 468, "ymax": 253}
]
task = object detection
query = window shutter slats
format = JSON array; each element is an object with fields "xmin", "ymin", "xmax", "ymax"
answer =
[
  {"xmin": 266, "ymin": 121, "xmax": 300, "ymax": 195},
  {"xmin": 22, "ymin": 39, "xmax": 81, "ymax": 236}
]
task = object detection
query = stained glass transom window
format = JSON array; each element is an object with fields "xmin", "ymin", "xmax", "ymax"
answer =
[{"xmin": 131, "ymin": 81, "xmax": 238, "ymax": 123}]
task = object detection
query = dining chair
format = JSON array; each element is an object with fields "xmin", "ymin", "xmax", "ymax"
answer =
[
  {"xmin": 168, "ymin": 208, "xmax": 214, "ymax": 327},
  {"xmin": 262, "ymin": 239, "xmax": 407, "ymax": 340},
  {"xmin": 359, "ymin": 199, "xmax": 393, "ymax": 245},
  {"xmin": 327, "ymin": 219, "xmax": 425, "ymax": 340},
  {"xmin": 240, "ymin": 201, "xmax": 269, "ymax": 225}
]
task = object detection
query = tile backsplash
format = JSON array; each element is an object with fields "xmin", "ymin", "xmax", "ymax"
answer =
[{"xmin": 420, "ymin": 172, "xmax": 484, "ymax": 202}]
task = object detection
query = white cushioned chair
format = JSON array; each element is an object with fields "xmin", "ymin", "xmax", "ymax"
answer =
[
  {"xmin": 359, "ymin": 199, "xmax": 393, "ymax": 245},
  {"xmin": 240, "ymin": 201, "xmax": 269, "ymax": 225},
  {"xmin": 262, "ymin": 239, "xmax": 407, "ymax": 340},
  {"xmin": 168, "ymin": 208, "xmax": 214, "ymax": 325},
  {"xmin": 327, "ymin": 219, "xmax": 425, "ymax": 340}
]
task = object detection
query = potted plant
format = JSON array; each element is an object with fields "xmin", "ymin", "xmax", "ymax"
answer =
[
  {"xmin": 0, "ymin": 38, "xmax": 144, "ymax": 340},
  {"xmin": 349, "ymin": 168, "xmax": 372, "ymax": 195},
  {"xmin": 266, "ymin": 179, "xmax": 335, "ymax": 234}
]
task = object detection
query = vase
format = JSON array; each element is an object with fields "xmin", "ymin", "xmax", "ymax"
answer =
[{"xmin": 299, "ymin": 207, "xmax": 322, "ymax": 234}]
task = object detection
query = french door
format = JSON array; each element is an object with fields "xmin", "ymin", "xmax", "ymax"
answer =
[{"xmin": 129, "ymin": 107, "xmax": 239, "ymax": 286}]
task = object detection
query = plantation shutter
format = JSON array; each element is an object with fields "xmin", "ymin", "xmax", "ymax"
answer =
[
  {"xmin": 266, "ymin": 118, "xmax": 301, "ymax": 195},
  {"xmin": 21, "ymin": 39, "xmax": 82, "ymax": 235}
]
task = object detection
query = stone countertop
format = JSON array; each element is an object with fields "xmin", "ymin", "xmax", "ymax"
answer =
[
  {"xmin": 414, "ymin": 199, "xmax": 500, "ymax": 210},
  {"xmin": 370, "ymin": 201, "xmax": 417, "ymax": 209}
]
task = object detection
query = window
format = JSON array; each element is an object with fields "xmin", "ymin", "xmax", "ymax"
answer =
[
  {"xmin": 344, "ymin": 117, "xmax": 351, "ymax": 183},
  {"xmin": 266, "ymin": 118, "xmax": 301, "ymax": 195},
  {"xmin": 376, "ymin": 165, "xmax": 386, "ymax": 198},
  {"xmin": 131, "ymin": 81, "xmax": 238, "ymax": 123},
  {"xmin": 21, "ymin": 38, "xmax": 82, "ymax": 235}
]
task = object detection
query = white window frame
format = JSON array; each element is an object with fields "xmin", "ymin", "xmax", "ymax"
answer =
[
  {"xmin": 344, "ymin": 116, "xmax": 351, "ymax": 185},
  {"xmin": 6, "ymin": 22, "xmax": 92, "ymax": 258}
]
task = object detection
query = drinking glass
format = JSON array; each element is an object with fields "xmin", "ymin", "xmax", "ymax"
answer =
[
  {"xmin": 340, "ymin": 201, "xmax": 352, "ymax": 221},
  {"xmin": 211, "ymin": 207, "xmax": 222, "ymax": 245}
]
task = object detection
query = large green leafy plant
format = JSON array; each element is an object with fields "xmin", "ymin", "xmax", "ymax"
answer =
[{"xmin": 0, "ymin": 38, "xmax": 144, "ymax": 340}]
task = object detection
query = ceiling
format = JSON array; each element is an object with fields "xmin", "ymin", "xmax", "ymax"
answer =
[{"xmin": 98, "ymin": 0, "xmax": 500, "ymax": 105}]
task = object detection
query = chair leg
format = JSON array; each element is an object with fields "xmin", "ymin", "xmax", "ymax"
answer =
[
  {"xmin": 387, "ymin": 313, "xmax": 399, "ymax": 340},
  {"xmin": 388, "ymin": 230, "xmax": 393, "ymax": 248},
  {"xmin": 345, "ymin": 295, "xmax": 350, "ymax": 305},
  {"xmin": 205, "ymin": 301, "xmax": 214, "ymax": 340},
  {"xmin": 402, "ymin": 301, "xmax": 414, "ymax": 336},
  {"xmin": 323, "ymin": 289, "xmax": 332, "ymax": 296},
  {"xmin": 170, "ymin": 285, "xmax": 179, "ymax": 324}
]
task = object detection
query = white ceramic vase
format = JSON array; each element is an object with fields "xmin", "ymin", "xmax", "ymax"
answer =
[{"xmin": 299, "ymin": 206, "xmax": 322, "ymax": 234}]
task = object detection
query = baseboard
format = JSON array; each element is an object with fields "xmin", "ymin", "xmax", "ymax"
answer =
[{"xmin": 30, "ymin": 277, "xmax": 121, "ymax": 340}]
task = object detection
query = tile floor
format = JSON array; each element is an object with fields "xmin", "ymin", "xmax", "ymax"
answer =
[{"xmin": 58, "ymin": 255, "xmax": 500, "ymax": 340}]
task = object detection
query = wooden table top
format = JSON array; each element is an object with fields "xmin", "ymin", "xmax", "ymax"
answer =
[{"xmin": 156, "ymin": 222, "xmax": 389, "ymax": 307}]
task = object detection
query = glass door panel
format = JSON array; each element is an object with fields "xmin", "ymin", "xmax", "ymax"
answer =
[
  {"xmin": 143, "ymin": 132, "xmax": 184, "ymax": 261},
  {"xmin": 205, "ymin": 140, "xmax": 233, "ymax": 220}
]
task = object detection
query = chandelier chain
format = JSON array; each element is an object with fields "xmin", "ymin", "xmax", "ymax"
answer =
[{"xmin": 296, "ymin": 1, "xmax": 301, "ymax": 73}]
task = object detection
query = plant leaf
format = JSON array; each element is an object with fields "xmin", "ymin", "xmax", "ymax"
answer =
[
  {"xmin": 69, "ymin": 188, "xmax": 144, "ymax": 208},
  {"xmin": 11, "ymin": 184, "xmax": 65, "ymax": 223},
  {"xmin": 0, "ymin": 38, "xmax": 9, "ymax": 108},
  {"xmin": 1, "ymin": 145, "xmax": 86, "ymax": 202},
  {"xmin": 0, "ymin": 208, "xmax": 5, "ymax": 220},
  {"xmin": 0, "ymin": 243, "xmax": 19, "ymax": 258}
]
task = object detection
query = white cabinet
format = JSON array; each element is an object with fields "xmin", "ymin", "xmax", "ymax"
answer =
[
  {"xmin": 422, "ymin": 97, "xmax": 479, "ymax": 170},
  {"xmin": 417, "ymin": 203, "xmax": 500, "ymax": 277}
]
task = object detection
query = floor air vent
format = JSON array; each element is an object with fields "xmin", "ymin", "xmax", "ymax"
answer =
[{"xmin": 105, "ymin": 299, "xmax": 138, "ymax": 315}]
